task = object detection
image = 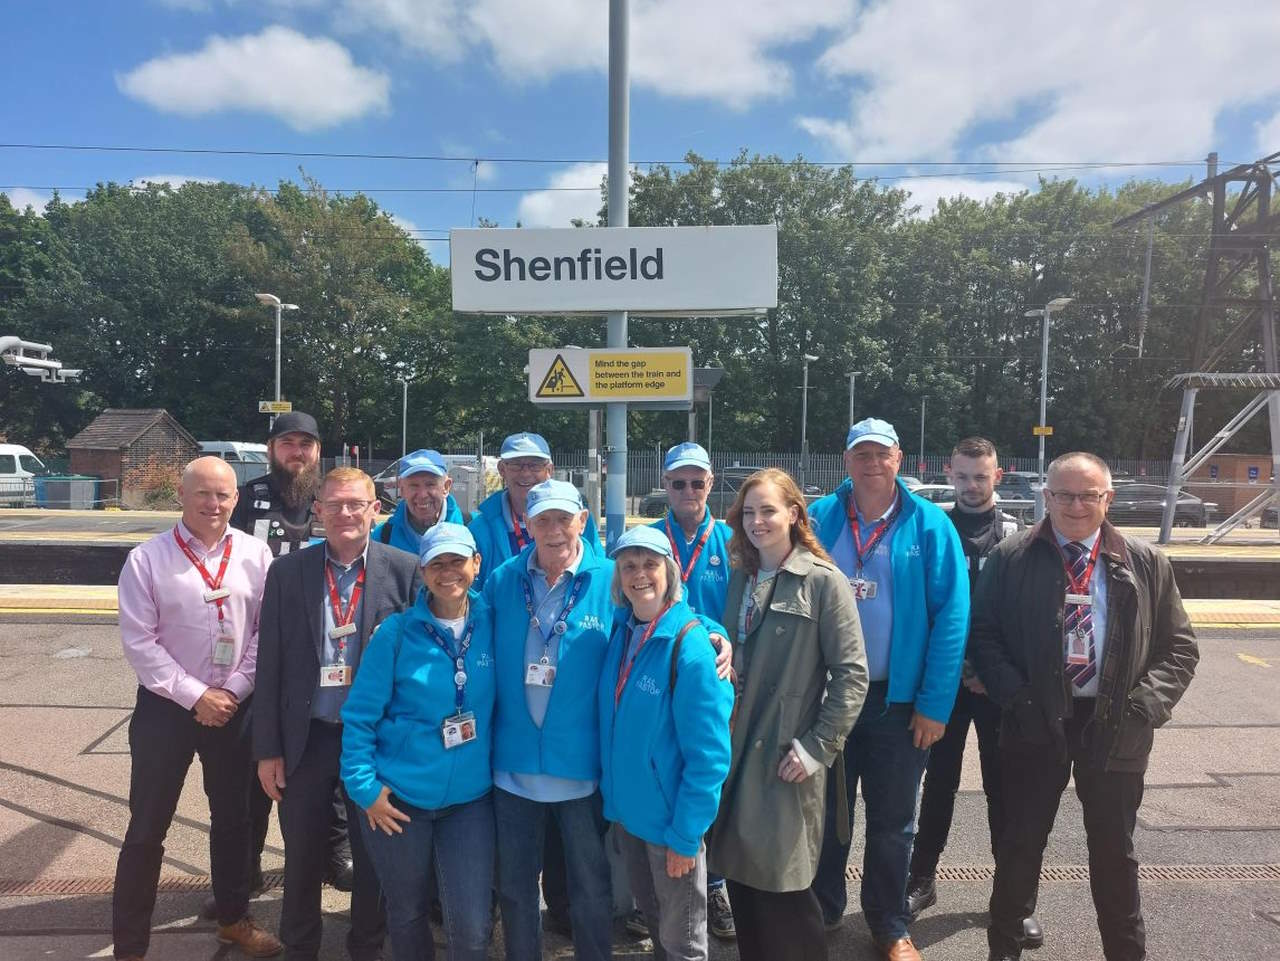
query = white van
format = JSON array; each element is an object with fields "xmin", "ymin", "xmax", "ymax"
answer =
[
  {"xmin": 199, "ymin": 441, "xmax": 269, "ymax": 485},
  {"xmin": 0, "ymin": 443, "xmax": 48, "ymax": 507}
]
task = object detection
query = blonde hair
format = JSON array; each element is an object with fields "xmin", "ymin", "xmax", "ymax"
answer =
[
  {"xmin": 727, "ymin": 468, "xmax": 833, "ymax": 575},
  {"xmin": 610, "ymin": 547, "xmax": 684, "ymax": 608},
  {"xmin": 322, "ymin": 466, "xmax": 376, "ymax": 499}
]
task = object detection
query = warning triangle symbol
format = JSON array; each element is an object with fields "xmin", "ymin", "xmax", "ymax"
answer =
[{"xmin": 536, "ymin": 353, "xmax": 585, "ymax": 398}]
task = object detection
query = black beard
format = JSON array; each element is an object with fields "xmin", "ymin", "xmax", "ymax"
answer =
[{"xmin": 270, "ymin": 460, "xmax": 321, "ymax": 510}]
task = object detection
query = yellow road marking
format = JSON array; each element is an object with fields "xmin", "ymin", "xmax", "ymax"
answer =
[{"xmin": 1236, "ymin": 653, "xmax": 1273, "ymax": 668}]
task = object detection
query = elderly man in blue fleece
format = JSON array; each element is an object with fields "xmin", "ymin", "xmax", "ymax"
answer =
[
  {"xmin": 371, "ymin": 449, "xmax": 466, "ymax": 554},
  {"xmin": 807, "ymin": 418, "xmax": 969, "ymax": 961}
]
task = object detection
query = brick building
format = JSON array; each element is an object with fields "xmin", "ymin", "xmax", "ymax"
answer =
[{"xmin": 67, "ymin": 409, "xmax": 199, "ymax": 508}]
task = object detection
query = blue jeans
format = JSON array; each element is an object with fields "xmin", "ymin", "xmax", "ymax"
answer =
[
  {"xmin": 812, "ymin": 682, "xmax": 931, "ymax": 943},
  {"xmin": 360, "ymin": 793, "xmax": 494, "ymax": 961},
  {"xmin": 493, "ymin": 787, "xmax": 613, "ymax": 961}
]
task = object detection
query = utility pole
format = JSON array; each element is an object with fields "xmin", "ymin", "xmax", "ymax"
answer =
[
  {"xmin": 604, "ymin": 0, "xmax": 629, "ymax": 551},
  {"xmin": 847, "ymin": 370, "xmax": 862, "ymax": 426}
]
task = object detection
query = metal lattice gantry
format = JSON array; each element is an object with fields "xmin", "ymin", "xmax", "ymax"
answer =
[{"xmin": 1114, "ymin": 152, "xmax": 1280, "ymax": 543}]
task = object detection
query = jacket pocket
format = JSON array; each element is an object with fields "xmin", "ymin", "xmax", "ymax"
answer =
[
  {"xmin": 1002, "ymin": 693, "xmax": 1051, "ymax": 747},
  {"xmin": 1111, "ymin": 701, "xmax": 1154, "ymax": 761},
  {"xmin": 650, "ymin": 757, "xmax": 674, "ymax": 814}
]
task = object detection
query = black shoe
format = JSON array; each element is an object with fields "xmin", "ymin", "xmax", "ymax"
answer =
[
  {"xmin": 905, "ymin": 874, "xmax": 937, "ymax": 919},
  {"xmin": 1022, "ymin": 914, "xmax": 1044, "ymax": 949},
  {"xmin": 623, "ymin": 909, "xmax": 649, "ymax": 938},
  {"xmin": 542, "ymin": 908, "xmax": 573, "ymax": 938},
  {"xmin": 988, "ymin": 952, "xmax": 1020, "ymax": 961},
  {"xmin": 323, "ymin": 856, "xmax": 354, "ymax": 892}
]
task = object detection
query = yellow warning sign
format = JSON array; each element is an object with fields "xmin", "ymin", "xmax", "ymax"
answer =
[{"xmin": 535, "ymin": 354, "xmax": 585, "ymax": 398}]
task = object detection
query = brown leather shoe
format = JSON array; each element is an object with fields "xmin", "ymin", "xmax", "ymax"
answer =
[
  {"xmin": 882, "ymin": 936, "xmax": 923, "ymax": 961},
  {"xmin": 216, "ymin": 916, "xmax": 283, "ymax": 958}
]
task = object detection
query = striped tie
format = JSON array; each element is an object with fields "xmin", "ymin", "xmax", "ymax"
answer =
[{"xmin": 1063, "ymin": 541, "xmax": 1096, "ymax": 688}]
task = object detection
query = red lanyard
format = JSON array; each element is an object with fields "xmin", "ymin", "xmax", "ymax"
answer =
[
  {"xmin": 173, "ymin": 527, "xmax": 232, "ymax": 626},
  {"xmin": 614, "ymin": 601, "xmax": 674, "ymax": 707},
  {"xmin": 847, "ymin": 497, "xmax": 900, "ymax": 572},
  {"xmin": 508, "ymin": 494, "xmax": 529, "ymax": 550},
  {"xmin": 1058, "ymin": 536, "xmax": 1103, "ymax": 595},
  {"xmin": 325, "ymin": 561, "xmax": 366, "ymax": 654},
  {"xmin": 665, "ymin": 513, "xmax": 714, "ymax": 583}
]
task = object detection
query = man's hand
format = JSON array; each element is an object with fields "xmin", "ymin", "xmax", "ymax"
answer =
[
  {"xmin": 710, "ymin": 633, "xmax": 733, "ymax": 681},
  {"xmin": 961, "ymin": 674, "xmax": 988, "ymax": 696},
  {"xmin": 365, "ymin": 786, "xmax": 412, "ymax": 836},
  {"xmin": 908, "ymin": 711, "xmax": 946, "ymax": 750},
  {"xmin": 257, "ymin": 757, "xmax": 287, "ymax": 802},
  {"xmin": 666, "ymin": 848, "xmax": 696, "ymax": 879},
  {"xmin": 193, "ymin": 688, "xmax": 238, "ymax": 727}
]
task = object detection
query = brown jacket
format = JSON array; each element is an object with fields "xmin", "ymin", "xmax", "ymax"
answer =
[
  {"xmin": 707, "ymin": 548, "xmax": 867, "ymax": 892},
  {"xmin": 969, "ymin": 519, "xmax": 1198, "ymax": 773}
]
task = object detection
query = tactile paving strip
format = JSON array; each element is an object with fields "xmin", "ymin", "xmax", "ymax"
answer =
[
  {"xmin": 843, "ymin": 863, "xmax": 1280, "ymax": 883},
  {"xmin": 0, "ymin": 872, "xmax": 284, "ymax": 897}
]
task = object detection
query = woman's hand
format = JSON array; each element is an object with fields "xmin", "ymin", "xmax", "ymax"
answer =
[
  {"xmin": 710, "ymin": 633, "xmax": 733, "ymax": 681},
  {"xmin": 666, "ymin": 848, "xmax": 696, "ymax": 879},
  {"xmin": 777, "ymin": 746, "xmax": 811, "ymax": 783},
  {"xmin": 365, "ymin": 786, "xmax": 411, "ymax": 836}
]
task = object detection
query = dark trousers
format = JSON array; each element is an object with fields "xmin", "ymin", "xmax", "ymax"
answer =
[
  {"xmin": 541, "ymin": 815, "xmax": 571, "ymax": 920},
  {"xmin": 812, "ymin": 682, "xmax": 931, "ymax": 942},
  {"xmin": 910, "ymin": 682, "xmax": 1004, "ymax": 879},
  {"xmin": 112, "ymin": 686, "xmax": 253, "ymax": 959},
  {"xmin": 988, "ymin": 702, "xmax": 1147, "ymax": 960},
  {"xmin": 248, "ymin": 764, "xmax": 351, "ymax": 872},
  {"xmin": 277, "ymin": 720, "xmax": 385, "ymax": 961},
  {"xmin": 725, "ymin": 880, "xmax": 826, "ymax": 961}
]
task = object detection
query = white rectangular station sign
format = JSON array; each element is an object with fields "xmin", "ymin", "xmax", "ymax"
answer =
[
  {"xmin": 528, "ymin": 347, "xmax": 692, "ymax": 405},
  {"xmin": 451, "ymin": 225, "xmax": 777, "ymax": 315}
]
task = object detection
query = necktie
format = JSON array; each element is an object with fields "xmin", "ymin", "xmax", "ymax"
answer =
[{"xmin": 1063, "ymin": 541, "xmax": 1096, "ymax": 688}]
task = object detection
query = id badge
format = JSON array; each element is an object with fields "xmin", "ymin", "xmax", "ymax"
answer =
[
  {"xmin": 320, "ymin": 664, "xmax": 353, "ymax": 687},
  {"xmin": 329, "ymin": 622, "xmax": 357, "ymax": 639},
  {"xmin": 849, "ymin": 577, "xmax": 877, "ymax": 601},
  {"xmin": 1066, "ymin": 630, "xmax": 1090, "ymax": 665},
  {"xmin": 441, "ymin": 711, "xmax": 478, "ymax": 749},
  {"xmin": 253, "ymin": 518, "xmax": 271, "ymax": 543},
  {"xmin": 1065, "ymin": 592, "xmax": 1091, "ymax": 606},
  {"xmin": 204, "ymin": 587, "xmax": 231, "ymax": 603},
  {"xmin": 525, "ymin": 661, "xmax": 556, "ymax": 687},
  {"xmin": 212, "ymin": 639, "xmax": 235, "ymax": 666}
]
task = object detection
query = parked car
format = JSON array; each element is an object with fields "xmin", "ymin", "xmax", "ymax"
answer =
[
  {"xmin": 698, "ymin": 467, "xmax": 822, "ymax": 517},
  {"xmin": 1263, "ymin": 502, "xmax": 1278, "ymax": 529},
  {"xmin": 898, "ymin": 475, "xmax": 923, "ymax": 490},
  {"xmin": 0, "ymin": 443, "xmax": 48, "ymax": 507},
  {"xmin": 910, "ymin": 484, "xmax": 957, "ymax": 508},
  {"xmin": 199, "ymin": 441, "xmax": 269, "ymax": 486},
  {"xmin": 638, "ymin": 488, "xmax": 668, "ymax": 517},
  {"xmin": 1106, "ymin": 483, "xmax": 1217, "ymax": 528}
]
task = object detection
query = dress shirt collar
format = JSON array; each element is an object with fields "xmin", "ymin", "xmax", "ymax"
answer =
[
  {"xmin": 527, "ymin": 538, "xmax": 584, "ymax": 583},
  {"xmin": 325, "ymin": 540, "xmax": 369, "ymax": 573},
  {"xmin": 175, "ymin": 519, "xmax": 233, "ymax": 555}
]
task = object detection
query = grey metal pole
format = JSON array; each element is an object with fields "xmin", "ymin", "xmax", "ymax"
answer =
[
  {"xmin": 1137, "ymin": 217, "xmax": 1154, "ymax": 358},
  {"xmin": 848, "ymin": 371, "xmax": 860, "ymax": 426},
  {"xmin": 1036, "ymin": 308, "xmax": 1050, "ymax": 522},
  {"xmin": 272, "ymin": 302, "xmax": 282, "ymax": 431},
  {"xmin": 688, "ymin": 407, "xmax": 697, "ymax": 443},
  {"xmin": 919, "ymin": 395, "xmax": 926, "ymax": 476},
  {"xmin": 604, "ymin": 0, "xmax": 629, "ymax": 551},
  {"xmin": 707, "ymin": 392, "xmax": 713, "ymax": 453},
  {"xmin": 800, "ymin": 359, "xmax": 810, "ymax": 492},
  {"xmin": 400, "ymin": 379, "xmax": 408, "ymax": 459}
]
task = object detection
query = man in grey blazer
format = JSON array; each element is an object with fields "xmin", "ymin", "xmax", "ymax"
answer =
[{"xmin": 253, "ymin": 466, "xmax": 420, "ymax": 961}]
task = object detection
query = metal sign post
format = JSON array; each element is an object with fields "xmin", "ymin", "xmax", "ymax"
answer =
[{"xmin": 605, "ymin": 0, "xmax": 629, "ymax": 551}]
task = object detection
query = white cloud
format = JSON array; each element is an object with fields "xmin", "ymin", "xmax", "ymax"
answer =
[
  {"xmin": 801, "ymin": 0, "xmax": 1280, "ymax": 165},
  {"xmin": 129, "ymin": 174, "xmax": 221, "ymax": 189},
  {"xmin": 341, "ymin": 0, "xmax": 855, "ymax": 108},
  {"xmin": 117, "ymin": 26, "xmax": 390, "ymax": 131},
  {"xmin": 1, "ymin": 188, "xmax": 85, "ymax": 216},
  {"xmin": 1256, "ymin": 111, "xmax": 1280, "ymax": 157},
  {"xmin": 517, "ymin": 162, "xmax": 607, "ymax": 227},
  {"xmin": 892, "ymin": 177, "xmax": 1028, "ymax": 219}
]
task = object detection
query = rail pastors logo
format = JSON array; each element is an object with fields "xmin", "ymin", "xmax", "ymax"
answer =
[{"xmin": 474, "ymin": 246, "xmax": 664, "ymax": 283}]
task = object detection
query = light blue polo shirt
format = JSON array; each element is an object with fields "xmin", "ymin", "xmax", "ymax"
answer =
[{"xmin": 831, "ymin": 496, "xmax": 897, "ymax": 682}]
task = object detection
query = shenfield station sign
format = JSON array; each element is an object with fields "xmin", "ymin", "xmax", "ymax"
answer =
[{"xmin": 449, "ymin": 225, "xmax": 778, "ymax": 315}]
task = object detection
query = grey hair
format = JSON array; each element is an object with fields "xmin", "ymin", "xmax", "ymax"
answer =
[
  {"xmin": 1047, "ymin": 451, "xmax": 1113, "ymax": 489},
  {"xmin": 610, "ymin": 547, "xmax": 683, "ymax": 608}
]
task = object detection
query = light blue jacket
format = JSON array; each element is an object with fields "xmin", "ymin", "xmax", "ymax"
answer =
[
  {"xmin": 371, "ymin": 496, "xmax": 466, "ymax": 556},
  {"xmin": 469, "ymin": 488, "xmax": 603, "ymax": 587},
  {"xmin": 647, "ymin": 509, "xmax": 732, "ymax": 620},
  {"xmin": 808, "ymin": 477, "xmax": 969, "ymax": 723},
  {"xmin": 340, "ymin": 588, "xmax": 495, "ymax": 811},
  {"xmin": 483, "ymin": 545, "xmax": 614, "ymax": 781},
  {"xmin": 598, "ymin": 601, "xmax": 733, "ymax": 856}
]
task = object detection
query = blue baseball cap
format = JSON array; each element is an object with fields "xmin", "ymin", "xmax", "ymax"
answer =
[
  {"xmin": 400, "ymin": 449, "xmax": 448, "ymax": 478},
  {"xmin": 525, "ymin": 479, "xmax": 583, "ymax": 518},
  {"xmin": 609, "ymin": 525, "xmax": 673, "ymax": 559},
  {"xmin": 846, "ymin": 417, "xmax": 900, "ymax": 450},
  {"xmin": 500, "ymin": 432, "xmax": 552, "ymax": 461},
  {"xmin": 663, "ymin": 442, "xmax": 712, "ymax": 473},
  {"xmin": 418, "ymin": 522, "xmax": 477, "ymax": 566}
]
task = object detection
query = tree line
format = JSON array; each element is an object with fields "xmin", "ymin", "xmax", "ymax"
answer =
[{"xmin": 0, "ymin": 153, "xmax": 1258, "ymax": 462}]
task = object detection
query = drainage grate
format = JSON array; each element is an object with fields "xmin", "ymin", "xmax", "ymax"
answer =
[
  {"xmin": 0, "ymin": 872, "xmax": 284, "ymax": 897},
  {"xmin": 843, "ymin": 863, "xmax": 1280, "ymax": 884}
]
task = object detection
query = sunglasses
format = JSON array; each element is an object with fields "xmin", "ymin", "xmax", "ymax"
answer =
[{"xmin": 668, "ymin": 479, "xmax": 707, "ymax": 491}]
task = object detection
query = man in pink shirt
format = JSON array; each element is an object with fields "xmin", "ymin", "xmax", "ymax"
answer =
[{"xmin": 112, "ymin": 456, "xmax": 283, "ymax": 961}]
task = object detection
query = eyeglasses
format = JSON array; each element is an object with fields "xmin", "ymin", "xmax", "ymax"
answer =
[
  {"xmin": 1046, "ymin": 490, "xmax": 1107, "ymax": 506},
  {"xmin": 320, "ymin": 499, "xmax": 374, "ymax": 514},
  {"xmin": 668, "ymin": 479, "xmax": 707, "ymax": 491},
  {"xmin": 505, "ymin": 460, "xmax": 549, "ymax": 474}
]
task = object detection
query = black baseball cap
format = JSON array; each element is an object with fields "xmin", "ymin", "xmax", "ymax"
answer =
[{"xmin": 268, "ymin": 411, "xmax": 321, "ymax": 440}]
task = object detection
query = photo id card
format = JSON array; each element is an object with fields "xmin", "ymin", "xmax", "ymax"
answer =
[
  {"xmin": 849, "ymin": 577, "xmax": 877, "ymax": 601},
  {"xmin": 525, "ymin": 661, "xmax": 557, "ymax": 687},
  {"xmin": 212, "ymin": 639, "xmax": 235, "ymax": 666},
  {"xmin": 1066, "ymin": 630, "xmax": 1090, "ymax": 665},
  {"xmin": 441, "ymin": 711, "xmax": 478, "ymax": 749},
  {"xmin": 320, "ymin": 664, "xmax": 353, "ymax": 687}
]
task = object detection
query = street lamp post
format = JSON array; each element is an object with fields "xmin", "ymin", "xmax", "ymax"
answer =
[
  {"xmin": 1024, "ymin": 297, "xmax": 1074, "ymax": 520},
  {"xmin": 800, "ymin": 353, "xmax": 819, "ymax": 492},
  {"xmin": 397, "ymin": 378, "xmax": 408, "ymax": 460},
  {"xmin": 847, "ymin": 370, "xmax": 862, "ymax": 426},
  {"xmin": 255, "ymin": 292, "xmax": 298, "ymax": 428}
]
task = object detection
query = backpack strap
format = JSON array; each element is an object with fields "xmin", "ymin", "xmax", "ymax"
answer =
[
  {"xmin": 668, "ymin": 619, "xmax": 702, "ymax": 690},
  {"xmin": 379, "ymin": 521, "xmax": 393, "ymax": 544}
]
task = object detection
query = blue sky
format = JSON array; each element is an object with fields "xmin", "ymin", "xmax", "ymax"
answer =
[{"xmin": 4, "ymin": 0, "xmax": 1280, "ymax": 263}]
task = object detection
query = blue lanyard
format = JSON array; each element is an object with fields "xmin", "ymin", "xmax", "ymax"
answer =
[
  {"xmin": 521, "ymin": 571, "xmax": 587, "ymax": 657},
  {"xmin": 423, "ymin": 617, "xmax": 475, "ymax": 712}
]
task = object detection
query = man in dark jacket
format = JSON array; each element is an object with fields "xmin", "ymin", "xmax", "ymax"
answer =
[{"xmin": 970, "ymin": 451, "xmax": 1198, "ymax": 961}]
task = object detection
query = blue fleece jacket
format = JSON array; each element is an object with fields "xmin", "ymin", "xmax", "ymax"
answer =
[
  {"xmin": 483, "ymin": 544, "xmax": 614, "ymax": 782},
  {"xmin": 647, "ymin": 509, "xmax": 732, "ymax": 620},
  {"xmin": 371, "ymin": 496, "xmax": 466, "ymax": 557},
  {"xmin": 808, "ymin": 477, "xmax": 969, "ymax": 723},
  {"xmin": 597, "ymin": 601, "xmax": 733, "ymax": 856},
  {"xmin": 469, "ymin": 488, "xmax": 603, "ymax": 588},
  {"xmin": 340, "ymin": 588, "xmax": 495, "ymax": 811}
]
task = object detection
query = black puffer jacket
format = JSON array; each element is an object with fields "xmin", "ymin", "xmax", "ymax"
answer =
[{"xmin": 969, "ymin": 519, "xmax": 1198, "ymax": 773}]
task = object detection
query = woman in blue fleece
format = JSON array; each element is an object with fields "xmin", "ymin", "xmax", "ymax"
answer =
[
  {"xmin": 599, "ymin": 526, "xmax": 734, "ymax": 961},
  {"xmin": 341, "ymin": 522, "xmax": 496, "ymax": 961}
]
